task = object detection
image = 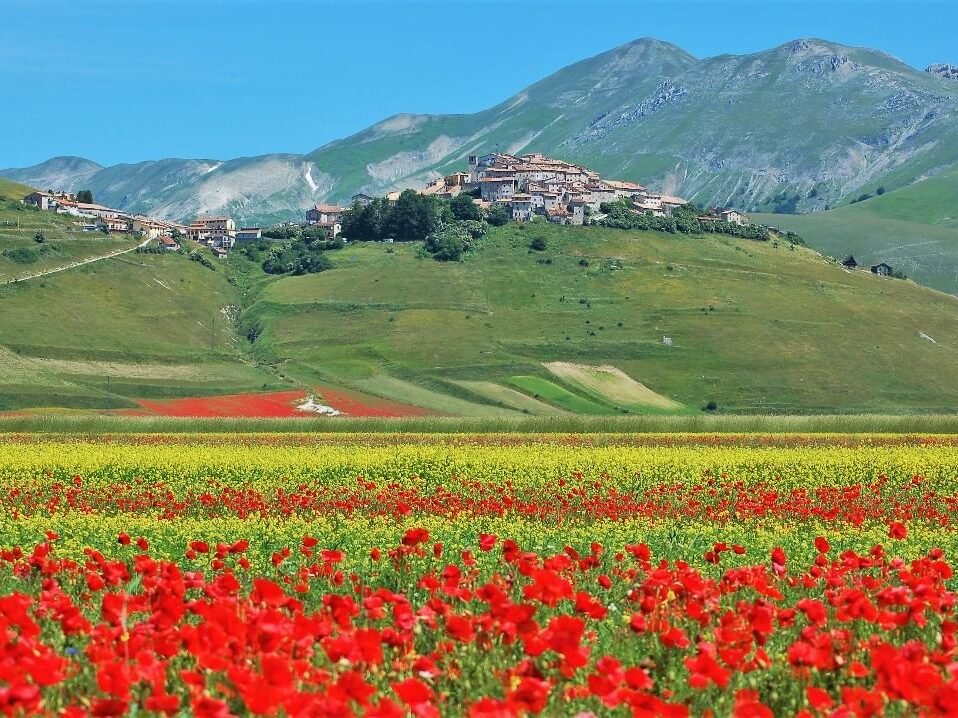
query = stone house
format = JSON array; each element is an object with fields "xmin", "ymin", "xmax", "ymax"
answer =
[
  {"xmin": 97, "ymin": 215, "xmax": 132, "ymax": 233},
  {"xmin": 479, "ymin": 177, "xmax": 516, "ymax": 202},
  {"xmin": 719, "ymin": 209, "xmax": 749, "ymax": 226},
  {"xmin": 568, "ymin": 200, "xmax": 587, "ymax": 226},
  {"xmin": 236, "ymin": 227, "xmax": 262, "ymax": 241},
  {"xmin": 23, "ymin": 191, "xmax": 55, "ymax": 210},
  {"xmin": 508, "ymin": 194, "xmax": 534, "ymax": 221},
  {"xmin": 871, "ymin": 262, "xmax": 893, "ymax": 276},
  {"xmin": 350, "ymin": 193, "xmax": 375, "ymax": 207},
  {"xmin": 187, "ymin": 216, "xmax": 236, "ymax": 247},
  {"xmin": 306, "ymin": 203, "xmax": 344, "ymax": 226},
  {"xmin": 605, "ymin": 180, "xmax": 647, "ymax": 199},
  {"xmin": 546, "ymin": 206, "xmax": 571, "ymax": 225}
]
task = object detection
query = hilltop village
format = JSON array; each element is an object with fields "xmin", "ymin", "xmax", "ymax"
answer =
[
  {"xmin": 418, "ymin": 151, "xmax": 748, "ymax": 227},
  {"xmin": 18, "ymin": 152, "xmax": 898, "ymax": 277}
]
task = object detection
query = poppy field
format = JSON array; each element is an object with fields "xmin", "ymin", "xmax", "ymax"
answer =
[{"xmin": 2, "ymin": 432, "xmax": 958, "ymax": 716}]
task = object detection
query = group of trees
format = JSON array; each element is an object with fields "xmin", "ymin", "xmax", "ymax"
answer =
[
  {"xmin": 341, "ymin": 190, "xmax": 498, "ymax": 262},
  {"xmin": 241, "ymin": 235, "xmax": 342, "ymax": 276},
  {"xmin": 600, "ymin": 199, "xmax": 686, "ymax": 233},
  {"xmin": 75, "ymin": 190, "xmax": 94, "ymax": 204},
  {"xmin": 423, "ymin": 220, "xmax": 486, "ymax": 262},
  {"xmin": 599, "ymin": 199, "xmax": 781, "ymax": 243},
  {"xmin": 262, "ymin": 224, "xmax": 344, "ymax": 248},
  {"xmin": 342, "ymin": 191, "xmax": 451, "ymax": 243}
]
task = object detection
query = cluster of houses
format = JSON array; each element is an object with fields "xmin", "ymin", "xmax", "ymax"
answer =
[
  {"xmin": 411, "ymin": 152, "xmax": 750, "ymax": 227},
  {"xmin": 842, "ymin": 255, "xmax": 896, "ymax": 277},
  {"xmin": 24, "ymin": 189, "xmax": 188, "ymax": 250},
  {"xmin": 184, "ymin": 217, "xmax": 262, "ymax": 258},
  {"xmin": 22, "ymin": 190, "xmax": 267, "ymax": 258}
]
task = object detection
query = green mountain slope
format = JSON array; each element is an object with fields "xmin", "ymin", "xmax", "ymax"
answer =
[
  {"xmin": 242, "ymin": 224, "xmax": 958, "ymax": 414},
  {"xmin": 4, "ymin": 37, "xmax": 957, "ymax": 228},
  {"xmin": 753, "ymin": 166, "xmax": 958, "ymax": 293}
]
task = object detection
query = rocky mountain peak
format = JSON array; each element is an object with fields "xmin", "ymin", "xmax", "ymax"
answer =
[{"xmin": 927, "ymin": 64, "xmax": 958, "ymax": 81}]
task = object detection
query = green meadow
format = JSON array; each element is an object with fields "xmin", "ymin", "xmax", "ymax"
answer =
[{"xmin": 3, "ymin": 213, "xmax": 958, "ymax": 415}]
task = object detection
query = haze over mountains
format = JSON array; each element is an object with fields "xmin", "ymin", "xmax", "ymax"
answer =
[{"xmin": 4, "ymin": 37, "xmax": 958, "ymax": 226}]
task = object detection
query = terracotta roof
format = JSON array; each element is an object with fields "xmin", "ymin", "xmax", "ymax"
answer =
[
  {"xmin": 605, "ymin": 180, "xmax": 646, "ymax": 191},
  {"xmin": 660, "ymin": 195, "xmax": 688, "ymax": 205},
  {"xmin": 311, "ymin": 204, "xmax": 344, "ymax": 213}
]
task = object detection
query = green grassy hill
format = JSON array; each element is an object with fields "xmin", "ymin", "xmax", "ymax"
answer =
[
  {"xmin": 3, "ymin": 221, "xmax": 958, "ymax": 415},
  {"xmin": 0, "ymin": 249, "xmax": 282, "ymax": 411},
  {"xmin": 754, "ymin": 168, "xmax": 958, "ymax": 294},
  {"xmin": 244, "ymin": 223, "xmax": 958, "ymax": 414},
  {"xmin": 0, "ymin": 178, "xmax": 139, "ymax": 282}
]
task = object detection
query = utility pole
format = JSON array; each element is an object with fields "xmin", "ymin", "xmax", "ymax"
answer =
[{"xmin": 211, "ymin": 312, "xmax": 216, "ymax": 351}]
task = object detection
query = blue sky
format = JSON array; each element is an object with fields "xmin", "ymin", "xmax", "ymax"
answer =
[{"xmin": 3, "ymin": 0, "xmax": 956, "ymax": 168}]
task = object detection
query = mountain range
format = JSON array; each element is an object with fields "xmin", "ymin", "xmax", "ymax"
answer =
[{"xmin": 3, "ymin": 37, "xmax": 958, "ymax": 226}]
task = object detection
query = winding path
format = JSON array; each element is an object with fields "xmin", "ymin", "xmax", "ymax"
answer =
[{"xmin": 2, "ymin": 236, "xmax": 151, "ymax": 285}]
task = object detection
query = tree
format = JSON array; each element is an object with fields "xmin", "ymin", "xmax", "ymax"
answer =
[
  {"xmin": 424, "ymin": 226, "xmax": 469, "ymax": 262},
  {"xmin": 529, "ymin": 236, "xmax": 547, "ymax": 251},
  {"xmin": 76, "ymin": 190, "xmax": 94, "ymax": 204},
  {"xmin": 291, "ymin": 253, "xmax": 332, "ymax": 275},
  {"xmin": 449, "ymin": 192, "xmax": 482, "ymax": 221},
  {"xmin": 384, "ymin": 190, "xmax": 448, "ymax": 241},
  {"xmin": 342, "ymin": 197, "xmax": 390, "ymax": 241},
  {"xmin": 486, "ymin": 205, "xmax": 510, "ymax": 227},
  {"xmin": 33, "ymin": 231, "xmax": 45, "ymax": 243}
]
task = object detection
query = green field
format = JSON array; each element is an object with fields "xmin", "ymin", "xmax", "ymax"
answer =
[
  {"xmin": 0, "ymin": 249, "xmax": 282, "ymax": 410},
  {"xmin": 508, "ymin": 375, "xmax": 618, "ymax": 414},
  {"xmin": 247, "ymin": 222, "xmax": 958, "ymax": 414},
  {"xmin": 4, "ymin": 211, "xmax": 958, "ymax": 415}
]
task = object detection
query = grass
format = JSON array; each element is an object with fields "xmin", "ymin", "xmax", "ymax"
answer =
[
  {"xmin": 451, "ymin": 380, "xmax": 567, "ymax": 415},
  {"xmin": 5, "ymin": 413, "xmax": 958, "ymax": 435},
  {"xmin": 0, "ymin": 250, "xmax": 282, "ymax": 410},
  {"xmin": 543, "ymin": 361, "xmax": 683, "ymax": 411},
  {"xmin": 247, "ymin": 222, "xmax": 958, "ymax": 414},
  {"xmin": 352, "ymin": 375, "xmax": 519, "ymax": 417},
  {"xmin": 508, "ymin": 376, "xmax": 617, "ymax": 414},
  {"xmin": 6, "ymin": 216, "xmax": 958, "ymax": 416}
]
